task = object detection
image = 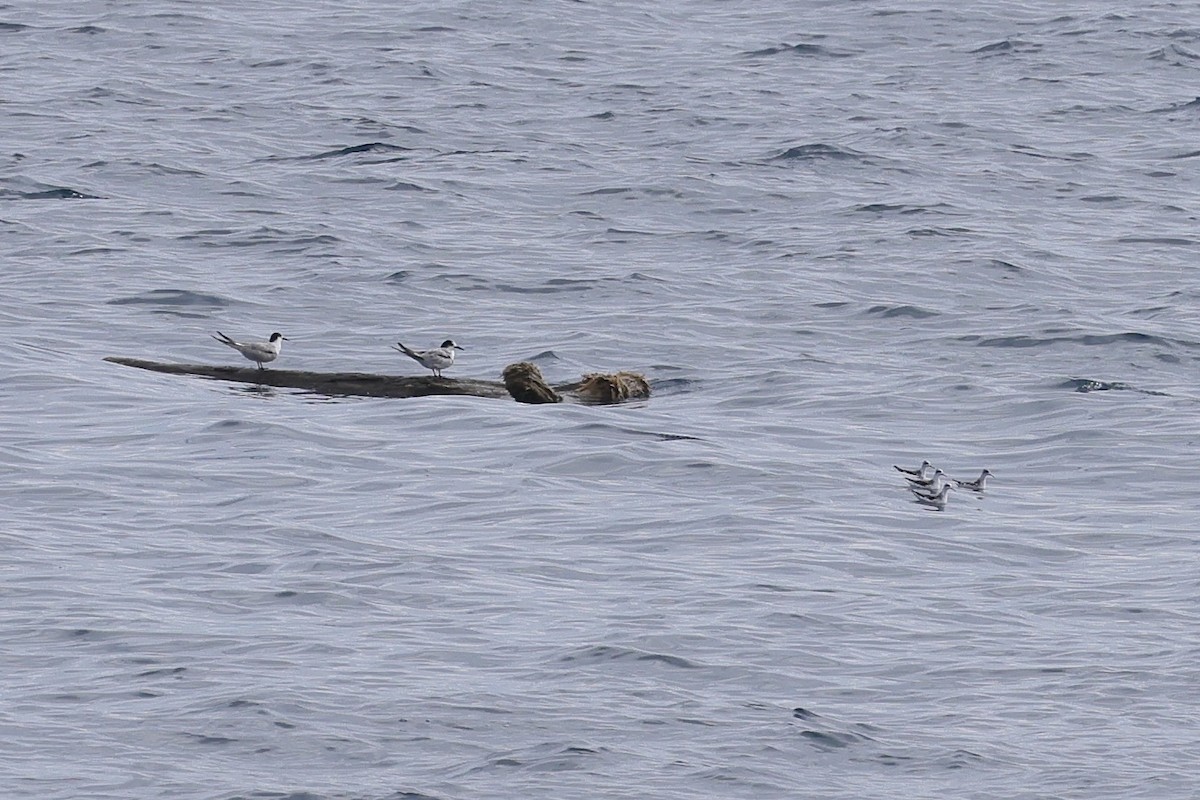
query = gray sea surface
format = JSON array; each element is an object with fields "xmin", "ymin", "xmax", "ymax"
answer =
[{"xmin": 3, "ymin": 1, "xmax": 1200, "ymax": 798}]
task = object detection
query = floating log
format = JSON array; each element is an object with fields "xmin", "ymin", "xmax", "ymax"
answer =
[{"xmin": 103, "ymin": 356, "xmax": 650, "ymax": 404}]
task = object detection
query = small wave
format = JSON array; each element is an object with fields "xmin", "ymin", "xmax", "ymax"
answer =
[
  {"xmin": 1116, "ymin": 234, "xmax": 1196, "ymax": 244},
  {"xmin": 965, "ymin": 331, "xmax": 1172, "ymax": 349},
  {"xmin": 864, "ymin": 304, "xmax": 938, "ymax": 319},
  {"xmin": 791, "ymin": 707, "xmax": 878, "ymax": 750},
  {"xmin": 261, "ymin": 142, "xmax": 412, "ymax": 162},
  {"xmin": 971, "ymin": 38, "xmax": 1041, "ymax": 55},
  {"xmin": 0, "ymin": 185, "xmax": 101, "ymax": 200},
  {"xmin": 1150, "ymin": 96, "xmax": 1200, "ymax": 113},
  {"xmin": 984, "ymin": 259, "xmax": 1026, "ymax": 273},
  {"xmin": 773, "ymin": 143, "xmax": 868, "ymax": 162},
  {"xmin": 176, "ymin": 226, "xmax": 342, "ymax": 249},
  {"xmin": 559, "ymin": 644, "xmax": 700, "ymax": 669},
  {"xmin": 384, "ymin": 180, "xmax": 432, "ymax": 192},
  {"xmin": 108, "ymin": 289, "xmax": 232, "ymax": 310},
  {"xmin": 743, "ymin": 42, "xmax": 853, "ymax": 58},
  {"xmin": 851, "ymin": 203, "xmax": 933, "ymax": 215}
]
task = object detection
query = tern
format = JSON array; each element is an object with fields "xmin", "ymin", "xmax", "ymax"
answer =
[
  {"xmin": 914, "ymin": 483, "xmax": 955, "ymax": 508},
  {"xmin": 393, "ymin": 339, "xmax": 464, "ymax": 377},
  {"xmin": 894, "ymin": 460, "xmax": 934, "ymax": 479},
  {"xmin": 212, "ymin": 331, "xmax": 288, "ymax": 370},
  {"xmin": 955, "ymin": 469, "xmax": 993, "ymax": 491}
]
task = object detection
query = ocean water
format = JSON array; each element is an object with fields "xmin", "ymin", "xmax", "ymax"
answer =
[{"xmin": 3, "ymin": 1, "xmax": 1200, "ymax": 798}]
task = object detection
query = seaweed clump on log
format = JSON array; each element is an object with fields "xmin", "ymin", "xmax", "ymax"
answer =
[
  {"xmin": 502, "ymin": 361, "xmax": 563, "ymax": 404},
  {"xmin": 571, "ymin": 371, "xmax": 651, "ymax": 404}
]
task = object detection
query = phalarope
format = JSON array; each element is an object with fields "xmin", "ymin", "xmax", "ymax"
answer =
[
  {"xmin": 393, "ymin": 339, "xmax": 464, "ymax": 378},
  {"xmin": 894, "ymin": 460, "xmax": 934, "ymax": 479},
  {"xmin": 212, "ymin": 331, "xmax": 288, "ymax": 370},
  {"xmin": 914, "ymin": 483, "xmax": 955, "ymax": 508},
  {"xmin": 907, "ymin": 468, "xmax": 948, "ymax": 491},
  {"xmin": 955, "ymin": 469, "xmax": 993, "ymax": 491}
]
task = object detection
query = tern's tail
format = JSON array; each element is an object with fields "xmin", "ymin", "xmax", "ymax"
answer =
[
  {"xmin": 212, "ymin": 331, "xmax": 238, "ymax": 348},
  {"xmin": 393, "ymin": 342, "xmax": 421, "ymax": 362}
]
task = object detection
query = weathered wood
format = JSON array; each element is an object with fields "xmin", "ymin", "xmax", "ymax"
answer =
[
  {"xmin": 103, "ymin": 357, "xmax": 511, "ymax": 399},
  {"xmin": 103, "ymin": 356, "xmax": 652, "ymax": 404}
]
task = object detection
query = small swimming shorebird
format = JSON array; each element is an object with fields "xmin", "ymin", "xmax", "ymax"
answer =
[
  {"xmin": 212, "ymin": 331, "xmax": 288, "ymax": 370},
  {"xmin": 907, "ymin": 468, "xmax": 948, "ymax": 491},
  {"xmin": 894, "ymin": 460, "xmax": 934, "ymax": 479},
  {"xmin": 393, "ymin": 339, "xmax": 464, "ymax": 377},
  {"xmin": 955, "ymin": 469, "xmax": 993, "ymax": 491},
  {"xmin": 914, "ymin": 483, "xmax": 955, "ymax": 509}
]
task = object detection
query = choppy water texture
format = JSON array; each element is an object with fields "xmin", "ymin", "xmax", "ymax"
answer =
[{"xmin": 3, "ymin": 2, "xmax": 1200, "ymax": 798}]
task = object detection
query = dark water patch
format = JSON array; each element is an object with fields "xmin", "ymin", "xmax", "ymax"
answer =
[
  {"xmin": 183, "ymin": 733, "xmax": 237, "ymax": 746},
  {"xmin": 177, "ymin": 226, "xmax": 341, "ymax": 249},
  {"xmin": 603, "ymin": 226, "xmax": 657, "ymax": 238},
  {"xmin": 1080, "ymin": 194, "xmax": 1124, "ymax": 203},
  {"xmin": 384, "ymin": 180, "xmax": 432, "ymax": 192},
  {"xmin": 135, "ymin": 666, "xmax": 186, "ymax": 679},
  {"xmin": 966, "ymin": 331, "xmax": 1171, "ymax": 349},
  {"xmin": 743, "ymin": 42, "xmax": 853, "ymax": 58},
  {"xmin": 108, "ymin": 289, "xmax": 233, "ymax": 311},
  {"xmin": 0, "ymin": 22, "xmax": 29, "ymax": 33},
  {"xmin": 907, "ymin": 226, "xmax": 972, "ymax": 237},
  {"xmin": 984, "ymin": 259, "xmax": 1026, "ymax": 274},
  {"xmin": 791, "ymin": 707, "xmax": 877, "ymax": 750},
  {"xmin": 1149, "ymin": 96, "xmax": 1200, "ymax": 113},
  {"xmin": 971, "ymin": 38, "xmax": 1041, "ymax": 55},
  {"xmin": 495, "ymin": 279, "xmax": 598, "ymax": 294},
  {"xmin": 69, "ymin": 25, "xmax": 105, "ymax": 35},
  {"xmin": 559, "ymin": 644, "xmax": 700, "ymax": 669},
  {"xmin": 1009, "ymin": 144, "xmax": 1088, "ymax": 162},
  {"xmin": 580, "ymin": 186, "xmax": 632, "ymax": 196},
  {"xmin": 1062, "ymin": 378, "xmax": 1168, "ymax": 396},
  {"xmin": 851, "ymin": 203, "xmax": 937, "ymax": 215},
  {"xmin": 69, "ymin": 246, "xmax": 126, "ymax": 256},
  {"xmin": 458, "ymin": 277, "xmax": 640, "ymax": 295},
  {"xmin": 588, "ymin": 110, "xmax": 614, "ymax": 119},
  {"xmin": 1163, "ymin": 150, "xmax": 1200, "ymax": 160},
  {"xmin": 570, "ymin": 422, "xmax": 701, "ymax": 442},
  {"xmin": 773, "ymin": 143, "xmax": 869, "ymax": 162},
  {"xmin": 136, "ymin": 161, "xmax": 206, "ymax": 178},
  {"xmin": 864, "ymin": 304, "xmax": 938, "ymax": 320},
  {"xmin": 0, "ymin": 185, "xmax": 101, "ymax": 200},
  {"xmin": 1116, "ymin": 235, "xmax": 1196, "ymax": 245},
  {"xmin": 262, "ymin": 142, "xmax": 412, "ymax": 162}
]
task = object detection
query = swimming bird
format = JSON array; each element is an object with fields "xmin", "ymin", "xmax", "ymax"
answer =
[
  {"xmin": 894, "ymin": 460, "xmax": 934, "ymax": 479},
  {"xmin": 907, "ymin": 468, "xmax": 948, "ymax": 491},
  {"xmin": 393, "ymin": 339, "xmax": 464, "ymax": 377},
  {"xmin": 212, "ymin": 331, "xmax": 288, "ymax": 370},
  {"xmin": 914, "ymin": 483, "xmax": 955, "ymax": 508},
  {"xmin": 954, "ymin": 469, "xmax": 993, "ymax": 491}
]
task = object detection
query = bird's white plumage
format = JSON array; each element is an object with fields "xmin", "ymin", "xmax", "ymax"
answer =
[
  {"xmin": 894, "ymin": 460, "xmax": 934, "ymax": 479},
  {"xmin": 393, "ymin": 339, "xmax": 464, "ymax": 377},
  {"xmin": 955, "ymin": 469, "xmax": 993, "ymax": 491},
  {"xmin": 212, "ymin": 331, "xmax": 287, "ymax": 370}
]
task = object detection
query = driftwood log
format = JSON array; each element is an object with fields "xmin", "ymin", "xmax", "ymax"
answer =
[{"xmin": 103, "ymin": 357, "xmax": 650, "ymax": 404}]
